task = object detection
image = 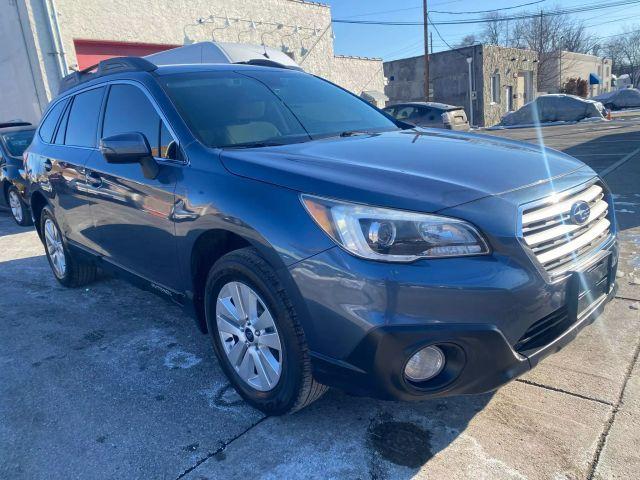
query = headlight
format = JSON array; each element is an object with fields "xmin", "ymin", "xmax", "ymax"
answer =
[{"xmin": 301, "ymin": 195, "xmax": 490, "ymax": 262}]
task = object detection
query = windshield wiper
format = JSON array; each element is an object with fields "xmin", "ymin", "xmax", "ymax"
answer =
[
  {"xmin": 221, "ymin": 141, "xmax": 288, "ymax": 149},
  {"xmin": 339, "ymin": 130, "xmax": 375, "ymax": 137}
]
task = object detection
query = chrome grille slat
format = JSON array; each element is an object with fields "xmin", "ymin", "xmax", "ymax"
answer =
[
  {"xmin": 521, "ymin": 182, "xmax": 612, "ymax": 277},
  {"xmin": 522, "ymin": 185, "xmax": 602, "ymax": 225}
]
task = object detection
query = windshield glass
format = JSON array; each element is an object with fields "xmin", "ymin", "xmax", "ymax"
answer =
[
  {"xmin": 160, "ymin": 70, "xmax": 399, "ymax": 148},
  {"xmin": 1, "ymin": 129, "xmax": 35, "ymax": 156}
]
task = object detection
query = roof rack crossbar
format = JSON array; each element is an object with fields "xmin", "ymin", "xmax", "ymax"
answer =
[{"xmin": 59, "ymin": 56, "xmax": 157, "ymax": 93}]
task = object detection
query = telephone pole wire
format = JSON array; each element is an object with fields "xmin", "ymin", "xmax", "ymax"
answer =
[{"xmin": 423, "ymin": 0, "xmax": 430, "ymax": 100}]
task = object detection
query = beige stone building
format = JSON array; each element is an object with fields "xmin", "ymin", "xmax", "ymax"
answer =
[
  {"xmin": 1, "ymin": 0, "xmax": 385, "ymax": 123},
  {"xmin": 539, "ymin": 51, "xmax": 613, "ymax": 97},
  {"xmin": 384, "ymin": 44, "xmax": 538, "ymax": 127}
]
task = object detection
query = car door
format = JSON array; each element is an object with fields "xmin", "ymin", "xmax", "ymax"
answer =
[
  {"xmin": 84, "ymin": 82, "xmax": 183, "ymax": 291},
  {"xmin": 33, "ymin": 89, "xmax": 105, "ymax": 248}
]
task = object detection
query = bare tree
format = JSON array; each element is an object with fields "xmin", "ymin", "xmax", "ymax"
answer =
[
  {"xmin": 455, "ymin": 34, "xmax": 477, "ymax": 48},
  {"xmin": 479, "ymin": 8, "xmax": 590, "ymax": 90},
  {"xmin": 605, "ymin": 28, "xmax": 640, "ymax": 87},
  {"xmin": 482, "ymin": 13, "xmax": 507, "ymax": 45}
]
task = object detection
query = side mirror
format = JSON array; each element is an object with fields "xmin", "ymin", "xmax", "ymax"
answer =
[
  {"xmin": 99, "ymin": 132, "xmax": 159, "ymax": 179},
  {"xmin": 99, "ymin": 132, "xmax": 151, "ymax": 164}
]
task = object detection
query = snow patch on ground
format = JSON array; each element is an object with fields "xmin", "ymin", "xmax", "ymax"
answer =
[{"xmin": 164, "ymin": 349, "xmax": 202, "ymax": 369}]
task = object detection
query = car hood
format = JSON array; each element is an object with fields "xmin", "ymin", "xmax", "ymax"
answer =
[{"xmin": 220, "ymin": 129, "xmax": 588, "ymax": 212}]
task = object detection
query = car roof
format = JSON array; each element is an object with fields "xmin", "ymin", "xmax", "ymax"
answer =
[
  {"xmin": 58, "ymin": 62, "xmax": 305, "ymax": 98},
  {"xmin": 153, "ymin": 63, "xmax": 305, "ymax": 76},
  {"xmin": 386, "ymin": 102, "xmax": 462, "ymax": 111}
]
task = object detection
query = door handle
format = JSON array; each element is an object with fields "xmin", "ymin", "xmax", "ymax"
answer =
[
  {"xmin": 43, "ymin": 159, "xmax": 52, "ymax": 171},
  {"xmin": 86, "ymin": 171, "xmax": 102, "ymax": 188}
]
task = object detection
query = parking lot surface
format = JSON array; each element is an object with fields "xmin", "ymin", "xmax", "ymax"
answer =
[{"xmin": 1, "ymin": 118, "xmax": 639, "ymax": 479}]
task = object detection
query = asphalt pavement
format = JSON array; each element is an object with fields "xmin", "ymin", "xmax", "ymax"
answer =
[{"xmin": 1, "ymin": 117, "xmax": 639, "ymax": 479}]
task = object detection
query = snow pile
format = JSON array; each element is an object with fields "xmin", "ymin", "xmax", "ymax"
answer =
[
  {"xmin": 500, "ymin": 94, "xmax": 605, "ymax": 126},
  {"xmin": 594, "ymin": 88, "xmax": 640, "ymax": 110}
]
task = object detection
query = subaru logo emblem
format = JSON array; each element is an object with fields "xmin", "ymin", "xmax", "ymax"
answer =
[{"xmin": 570, "ymin": 201, "xmax": 591, "ymax": 225}]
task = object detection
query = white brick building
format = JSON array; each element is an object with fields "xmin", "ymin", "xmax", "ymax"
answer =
[{"xmin": 1, "ymin": 0, "xmax": 385, "ymax": 123}]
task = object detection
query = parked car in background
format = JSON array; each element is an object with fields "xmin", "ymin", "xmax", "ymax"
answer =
[
  {"xmin": 384, "ymin": 102, "xmax": 470, "ymax": 130},
  {"xmin": 23, "ymin": 54, "xmax": 618, "ymax": 416},
  {"xmin": 594, "ymin": 88, "xmax": 640, "ymax": 110},
  {"xmin": 0, "ymin": 121, "xmax": 35, "ymax": 225},
  {"xmin": 500, "ymin": 94, "xmax": 606, "ymax": 127}
]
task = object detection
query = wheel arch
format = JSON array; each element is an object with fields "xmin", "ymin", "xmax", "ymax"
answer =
[
  {"xmin": 30, "ymin": 190, "xmax": 49, "ymax": 238},
  {"xmin": 189, "ymin": 228, "xmax": 254, "ymax": 333}
]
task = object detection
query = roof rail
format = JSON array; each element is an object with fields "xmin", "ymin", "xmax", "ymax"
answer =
[
  {"xmin": 236, "ymin": 59, "xmax": 303, "ymax": 70},
  {"xmin": 59, "ymin": 57, "xmax": 157, "ymax": 94},
  {"xmin": 0, "ymin": 121, "xmax": 32, "ymax": 129}
]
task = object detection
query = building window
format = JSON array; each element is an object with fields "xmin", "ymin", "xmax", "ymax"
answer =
[
  {"xmin": 606, "ymin": 66, "xmax": 610, "ymax": 77},
  {"xmin": 491, "ymin": 72, "xmax": 501, "ymax": 104}
]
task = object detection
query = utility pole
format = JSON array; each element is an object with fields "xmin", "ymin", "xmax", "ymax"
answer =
[{"xmin": 423, "ymin": 0, "xmax": 430, "ymax": 101}]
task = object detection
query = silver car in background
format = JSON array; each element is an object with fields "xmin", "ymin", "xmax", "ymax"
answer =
[{"xmin": 384, "ymin": 102, "xmax": 470, "ymax": 131}]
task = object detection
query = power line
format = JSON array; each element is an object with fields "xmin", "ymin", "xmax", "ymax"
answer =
[
  {"xmin": 332, "ymin": 0, "xmax": 640, "ymax": 26},
  {"xmin": 431, "ymin": 0, "xmax": 547, "ymax": 15}
]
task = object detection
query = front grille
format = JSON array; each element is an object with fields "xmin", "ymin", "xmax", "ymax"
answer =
[
  {"xmin": 514, "ymin": 306, "xmax": 572, "ymax": 353},
  {"xmin": 521, "ymin": 181, "xmax": 612, "ymax": 277}
]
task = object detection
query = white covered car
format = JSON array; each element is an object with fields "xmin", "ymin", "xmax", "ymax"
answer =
[
  {"xmin": 500, "ymin": 94, "xmax": 606, "ymax": 127},
  {"xmin": 594, "ymin": 88, "xmax": 640, "ymax": 110}
]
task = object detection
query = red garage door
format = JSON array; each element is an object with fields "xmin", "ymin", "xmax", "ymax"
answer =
[{"xmin": 74, "ymin": 39, "xmax": 179, "ymax": 70}]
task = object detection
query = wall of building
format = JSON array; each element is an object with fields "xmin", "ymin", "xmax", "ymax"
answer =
[
  {"xmin": 0, "ymin": 0, "xmax": 45, "ymax": 123},
  {"xmin": 429, "ymin": 46, "xmax": 483, "ymax": 124},
  {"xmin": 383, "ymin": 55, "xmax": 426, "ymax": 104},
  {"xmin": 3, "ymin": 0, "xmax": 384, "ymax": 122},
  {"xmin": 481, "ymin": 45, "xmax": 538, "ymax": 127},
  {"xmin": 542, "ymin": 51, "xmax": 613, "ymax": 97},
  {"xmin": 558, "ymin": 52, "xmax": 612, "ymax": 96}
]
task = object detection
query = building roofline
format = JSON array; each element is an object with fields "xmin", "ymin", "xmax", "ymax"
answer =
[
  {"xmin": 335, "ymin": 54, "xmax": 382, "ymax": 61},
  {"xmin": 287, "ymin": 0, "xmax": 329, "ymax": 7}
]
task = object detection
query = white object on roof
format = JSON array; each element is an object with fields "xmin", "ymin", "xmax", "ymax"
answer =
[{"xmin": 145, "ymin": 42, "xmax": 302, "ymax": 70}]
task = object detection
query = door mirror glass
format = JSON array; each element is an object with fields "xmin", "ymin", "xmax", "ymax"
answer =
[{"xmin": 100, "ymin": 132, "xmax": 152, "ymax": 164}]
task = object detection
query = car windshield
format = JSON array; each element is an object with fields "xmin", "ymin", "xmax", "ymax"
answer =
[
  {"xmin": 160, "ymin": 69, "xmax": 399, "ymax": 148},
  {"xmin": 1, "ymin": 129, "xmax": 35, "ymax": 156}
]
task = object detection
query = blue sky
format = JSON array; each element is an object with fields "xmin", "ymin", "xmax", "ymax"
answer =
[{"xmin": 324, "ymin": 0, "xmax": 640, "ymax": 60}]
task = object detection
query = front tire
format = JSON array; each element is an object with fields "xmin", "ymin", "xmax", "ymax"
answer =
[
  {"xmin": 41, "ymin": 206, "xmax": 97, "ymax": 287},
  {"xmin": 204, "ymin": 247, "xmax": 327, "ymax": 415},
  {"xmin": 7, "ymin": 186, "xmax": 32, "ymax": 226}
]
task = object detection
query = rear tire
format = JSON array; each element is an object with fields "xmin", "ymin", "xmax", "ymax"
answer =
[
  {"xmin": 204, "ymin": 247, "xmax": 327, "ymax": 415},
  {"xmin": 7, "ymin": 186, "xmax": 32, "ymax": 226},
  {"xmin": 41, "ymin": 206, "xmax": 97, "ymax": 287}
]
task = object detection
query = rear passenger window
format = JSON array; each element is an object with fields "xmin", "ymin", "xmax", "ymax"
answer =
[
  {"xmin": 38, "ymin": 99, "xmax": 67, "ymax": 143},
  {"xmin": 65, "ymin": 87, "xmax": 105, "ymax": 147},
  {"xmin": 103, "ymin": 84, "xmax": 161, "ymax": 156}
]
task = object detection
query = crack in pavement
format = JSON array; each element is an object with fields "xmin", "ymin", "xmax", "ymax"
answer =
[
  {"xmin": 515, "ymin": 379, "xmax": 614, "ymax": 407},
  {"xmin": 175, "ymin": 416, "xmax": 267, "ymax": 479},
  {"xmin": 586, "ymin": 337, "xmax": 640, "ymax": 480}
]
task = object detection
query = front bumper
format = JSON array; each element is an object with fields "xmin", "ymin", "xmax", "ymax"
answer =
[
  {"xmin": 289, "ymin": 235, "xmax": 618, "ymax": 401},
  {"xmin": 310, "ymin": 281, "xmax": 616, "ymax": 401}
]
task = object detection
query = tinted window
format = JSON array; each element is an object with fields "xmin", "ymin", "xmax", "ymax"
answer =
[
  {"xmin": 103, "ymin": 84, "xmax": 161, "ymax": 155},
  {"xmin": 54, "ymin": 101, "xmax": 71, "ymax": 145},
  {"xmin": 38, "ymin": 99, "xmax": 67, "ymax": 143},
  {"xmin": 161, "ymin": 70, "xmax": 398, "ymax": 148},
  {"xmin": 65, "ymin": 87, "xmax": 105, "ymax": 147},
  {"xmin": 1, "ymin": 129, "xmax": 36, "ymax": 156}
]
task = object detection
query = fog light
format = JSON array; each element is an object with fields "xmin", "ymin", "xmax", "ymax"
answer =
[{"xmin": 404, "ymin": 346, "xmax": 445, "ymax": 382}]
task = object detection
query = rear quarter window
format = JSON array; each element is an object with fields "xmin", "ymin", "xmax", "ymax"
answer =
[{"xmin": 38, "ymin": 99, "xmax": 68, "ymax": 143}]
